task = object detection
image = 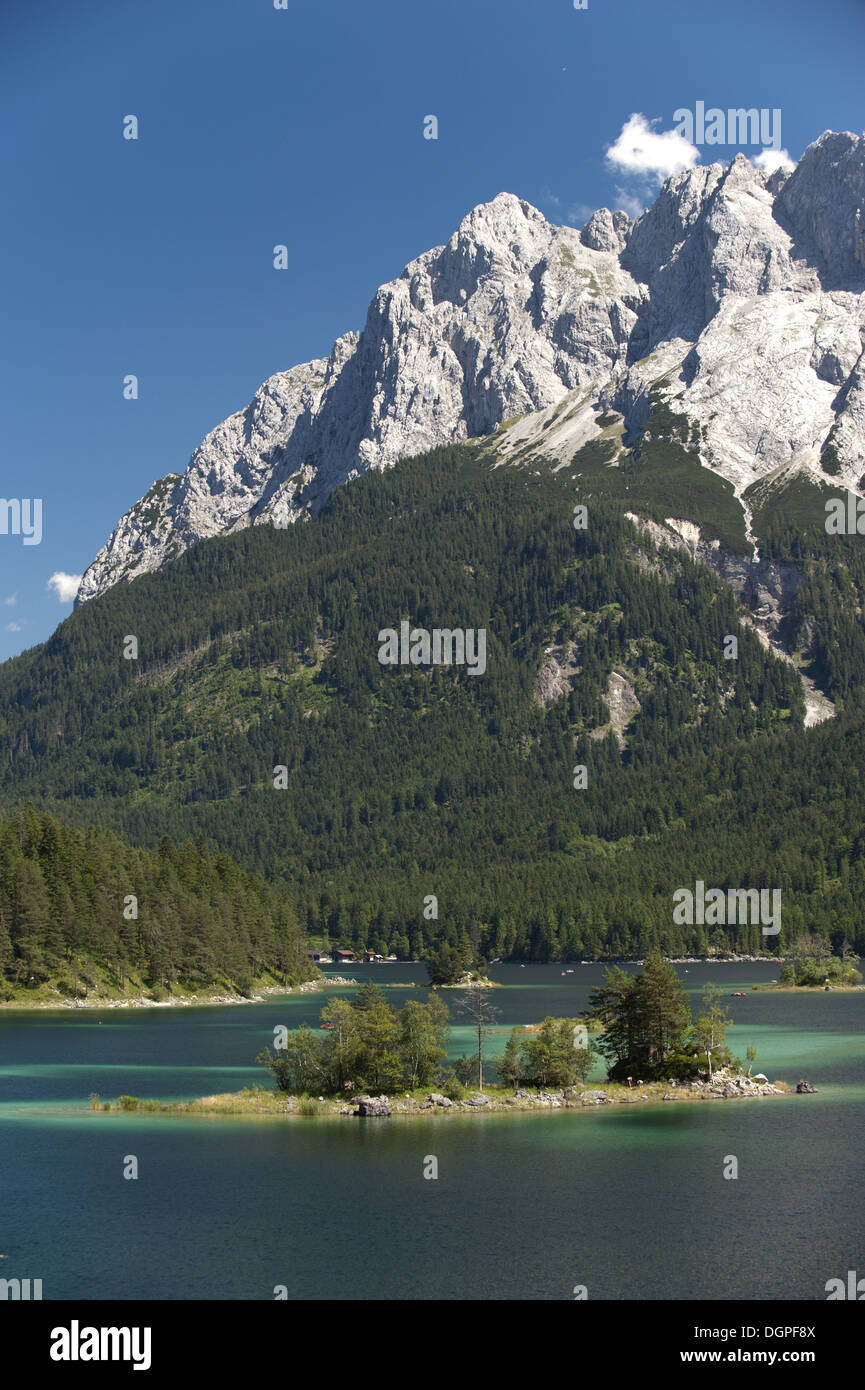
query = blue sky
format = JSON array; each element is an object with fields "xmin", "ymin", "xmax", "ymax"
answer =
[{"xmin": 1, "ymin": 0, "xmax": 863, "ymax": 657}]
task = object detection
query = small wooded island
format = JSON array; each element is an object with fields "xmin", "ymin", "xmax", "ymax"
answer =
[
  {"xmin": 93, "ymin": 955, "xmax": 808, "ymax": 1119},
  {"xmin": 760, "ymin": 936, "xmax": 862, "ymax": 990}
]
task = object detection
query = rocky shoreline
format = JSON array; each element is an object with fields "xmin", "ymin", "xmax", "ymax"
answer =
[
  {"xmin": 7, "ymin": 959, "xmax": 857, "ymax": 1011},
  {"xmin": 0, "ymin": 981, "xmax": 323, "ymax": 1010},
  {"xmin": 108, "ymin": 1068, "xmax": 797, "ymax": 1121},
  {"xmin": 343, "ymin": 1071, "xmax": 789, "ymax": 1116}
]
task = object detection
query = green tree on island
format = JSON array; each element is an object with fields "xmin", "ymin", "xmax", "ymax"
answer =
[
  {"xmin": 499, "ymin": 1031, "xmax": 524, "ymax": 1089},
  {"xmin": 639, "ymin": 953, "xmax": 692, "ymax": 1071},
  {"xmin": 587, "ymin": 954, "xmax": 693, "ymax": 1081},
  {"xmin": 399, "ymin": 996, "xmax": 450, "ymax": 1090},
  {"xmin": 318, "ymin": 998, "xmax": 360, "ymax": 1091},
  {"xmin": 780, "ymin": 933, "xmax": 863, "ymax": 987},
  {"xmin": 258, "ymin": 984, "xmax": 450, "ymax": 1094},
  {"xmin": 515, "ymin": 1018, "xmax": 594, "ymax": 1090},
  {"xmin": 425, "ymin": 938, "xmax": 480, "ymax": 985},
  {"xmin": 353, "ymin": 981, "xmax": 402, "ymax": 1091},
  {"xmin": 268, "ymin": 1025, "xmax": 329, "ymax": 1094},
  {"xmin": 689, "ymin": 984, "xmax": 734, "ymax": 1081},
  {"xmin": 583, "ymin": 965, "xmax": 642, "ymax": 1074},
  {"xmin": 586, "ymin": 958, "xmax": 758, "ymax": 1081}
]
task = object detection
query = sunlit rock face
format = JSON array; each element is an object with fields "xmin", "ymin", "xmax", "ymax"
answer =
[{"xmin": 78, "ymin": 132, "xmax": 865, "ymax": 604}]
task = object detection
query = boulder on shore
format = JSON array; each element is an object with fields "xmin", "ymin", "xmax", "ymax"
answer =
[
  {"xmin": 795, "ymin": 1080, "xmax": 818, "ymax": 1094},
  {"xmin": 355, "ymin": 1096, "xmax": 392, "ymax": 1116}
]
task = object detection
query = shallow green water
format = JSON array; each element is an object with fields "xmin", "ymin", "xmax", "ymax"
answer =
[{"xmin": 0, "ymin": 962, "xmax": 862, "ymax": 1299}]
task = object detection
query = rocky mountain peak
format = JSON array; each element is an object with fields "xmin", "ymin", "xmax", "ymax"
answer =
[
  {"xmin": 77, "ymin": 131, "xmax": 865, "ymax": 605},
  {"xmin": 775, "ymin": 129, "xmax": 865, "ymax": 285},
  {"xmin": 581, "ymin": 207, "xmax": 632, "ymax": 254}
]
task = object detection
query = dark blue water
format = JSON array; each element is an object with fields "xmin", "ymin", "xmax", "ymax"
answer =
[{"xmin": 1, "ymin": 963, "xmax": 862, "ymax": 1299}]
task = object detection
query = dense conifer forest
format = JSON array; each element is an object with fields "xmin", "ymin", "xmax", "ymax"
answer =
[
  {"xmin": 1, "ymin": 442, "xmax": 865, "ymax": 976},
  {"xmin": 0, "ymin": 806, "xmax": 308, "ymax": 999}
]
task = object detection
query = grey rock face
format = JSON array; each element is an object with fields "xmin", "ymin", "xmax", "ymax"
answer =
[
  {"xmin": 535, "ymin": 641, "xmax": 580, "ymax": 707},
  {"xmin": 775, "ymin": 131, "xmax": 865, "ymax": 285},
  {"xmin": 78, "ymin": 132, "xmax": 865, "ymax": 603},
  {"xmin": 581, "ymin": 207, "xmax": 632, "ymax": 254},
  {"xmin": 589, "ymin": 671, "xmax": 640, "ymax": 746}
]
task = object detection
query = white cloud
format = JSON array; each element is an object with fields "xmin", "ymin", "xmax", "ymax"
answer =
[
  {"xmin": 606, "ymin": 113, "xmax": 699, "ymax": 182},
  {"xmin": 3, "ymin": 593, "xmax": 17, "ymax": 606},
  {"xmin": 754, "ymin": 148, "xmax": 796, "ymax": 175},
  {"xmin": 47, "ymin": 572, "xmax": 82, "ymax": 603},
  {"xmin": 5, "ymin": 621, "xmax": 22, "ymax": 632}
]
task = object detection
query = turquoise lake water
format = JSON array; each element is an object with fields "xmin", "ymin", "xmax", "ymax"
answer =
[{"xmin": 0, "ymin": 962, "xmax": 862, "ymax": 1300}]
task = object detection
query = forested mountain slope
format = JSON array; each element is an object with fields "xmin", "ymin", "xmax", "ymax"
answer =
[{"xmin": 3, "ymin": 444, "xmax": 865, "ymax": 960}]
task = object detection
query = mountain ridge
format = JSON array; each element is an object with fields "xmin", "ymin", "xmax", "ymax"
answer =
[{"xmin": 77, "ymin": 129, "xmax": 865, "ymax": 605}]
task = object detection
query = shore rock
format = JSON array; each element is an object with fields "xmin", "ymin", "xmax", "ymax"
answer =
[
  {"xmin": 355, "ymin": 1096, "xmax": 392, "ymax": 1117},
  {"xmin": 796, "ymin": 1080, "xmax": 818, "ymax": 1094}
]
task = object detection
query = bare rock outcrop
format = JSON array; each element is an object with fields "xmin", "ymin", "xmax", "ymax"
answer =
[{"xmin": 78, "ymin": 132, "xmax": 865, "ymax": 604}]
